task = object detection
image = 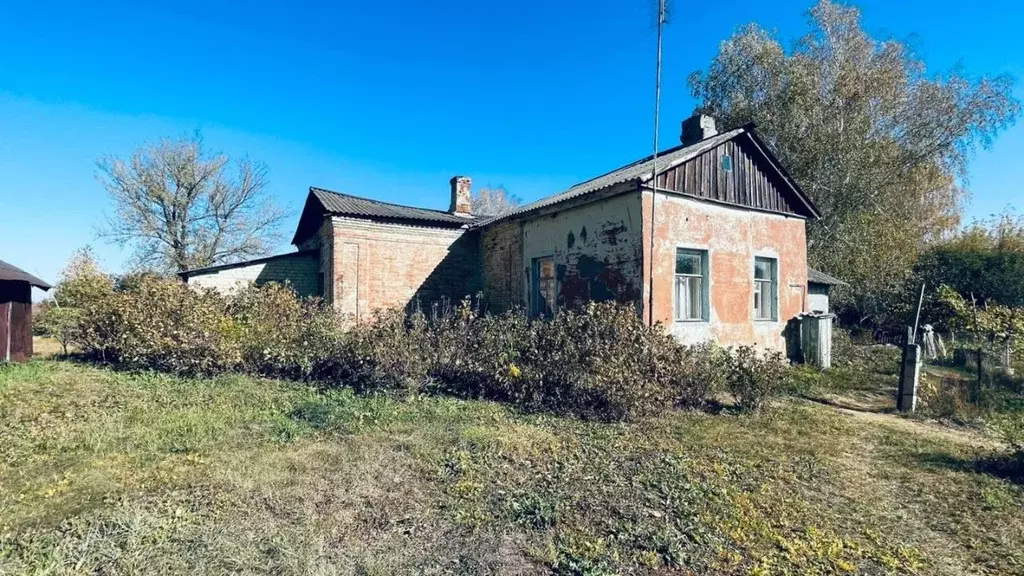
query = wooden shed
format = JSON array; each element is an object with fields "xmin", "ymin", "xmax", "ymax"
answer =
[{"xmin": 1, "ymin": 259, "xmax": 52, "ymax": 362}]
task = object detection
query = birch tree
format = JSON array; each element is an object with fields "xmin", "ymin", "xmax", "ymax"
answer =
[
  {"xmin": 472, "ymin": 186, "xmax": 521, "ymax": 217},
  {"xmin": 689, "ymin": 0, "xmax": 1019, "ymax": 326}
]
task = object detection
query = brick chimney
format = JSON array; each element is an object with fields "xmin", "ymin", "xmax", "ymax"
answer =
[
  {"xmin": 449, "ymin": 176, "xmax": 472, "ymax": 216},
  {"xmin": 680, "ymin": 114, "xmax": 718, "ymax": 146}
]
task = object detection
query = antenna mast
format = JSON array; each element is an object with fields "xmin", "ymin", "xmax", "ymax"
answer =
[{"xmin": 647, "ymin": 0, "xmax": 667, "ymax": 325}]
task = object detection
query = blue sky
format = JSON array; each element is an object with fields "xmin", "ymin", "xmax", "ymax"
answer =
[{"xmin": 2, "ymin": 0, "xmax": 1022, "ymax": 297}]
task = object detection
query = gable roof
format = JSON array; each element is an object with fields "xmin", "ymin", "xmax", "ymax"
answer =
[
  {"xmin": 0, "ymin": 259, "xmax": 52, "ymax": 290},
  {"xmin": 291, "ymin": 187, "xmax": 478, "ymax": 245},
  {"xmin": 476, "ymin": 123, "xmax": 819, "ymax": 227},
  {"xmin": 808, "ymin": 267, "xmax": 847, "ymax": 286},
  {"xmin": 288, "ymin": 123, "xmax": 819, "ymax": 245}
]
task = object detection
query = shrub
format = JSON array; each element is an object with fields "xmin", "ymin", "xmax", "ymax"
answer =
[
  {"xmin": 520, "ymin": 302, "xmax": 676, "ymax": 420},
  {"xmin": 991, "ymin": 416, "xmax": 1024, "ymax": 479},
  {"xmin": 92, "ymin": 277, "xmax": 238, "ymax": 375},
  {"xmin": 724, "ymin": 346, "xmax": 788, "ymax": 412},
  {"xmin": 662, "ymin": 341, "xmax": 729, "ymax": 409},
  {"xmin": 41, "ymin": 258, "xmax": 749, "ymax": 421},
  {"xmin": 228, "ymin": 283, "xmax": 342, "ymax": 379},
  {"xmin": 34, "ymin": 247, "xmax": 116, "ymax": 354},
  {"xmin": 424, "ymin": 298, "xmax": 536, "ymax": 403},
  {"xmin": 323, "ymin": 309, "xmax": 430, "ymax": 396}
]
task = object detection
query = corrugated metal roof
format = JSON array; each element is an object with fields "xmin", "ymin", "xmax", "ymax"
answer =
[
  {"xmin": 473, "ymin": 127, "xmax": 746, "ymax": 227},
  {"xmin": 178, "ymin": 250, "xmax": 318, "ymax": 278},
  {"xmin": 808, "ymin": 267, "xmax": 847, "ymax": 286},
  {"xmin": 0, "ymin": 259, "xmax": 52, "ymax": 290},
  {"xmin": 311, "ymin": 187, "xmax": 478, "ymax": 227}
]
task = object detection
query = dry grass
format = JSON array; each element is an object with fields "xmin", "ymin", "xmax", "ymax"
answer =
[
  {"xmin": 1, "ymin": 361, "xmax": 1021, "ymax": 575},
  {"xmin": 30, "ymin": 336, "xmax": 65, "ymax": 359}
]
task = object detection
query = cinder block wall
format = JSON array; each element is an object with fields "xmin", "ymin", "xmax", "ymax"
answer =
[{"xmin": 185, "ymin": 252, "xmax": 320, "ymax": 297}]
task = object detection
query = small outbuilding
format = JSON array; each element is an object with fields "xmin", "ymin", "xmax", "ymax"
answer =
[
  {"xmin": 1, "ymin": 259, "xmax": 52, "ymax": 362},
  {"xmin": 807, "ymin": 267, "xmax": 847, "ymax": 314}
]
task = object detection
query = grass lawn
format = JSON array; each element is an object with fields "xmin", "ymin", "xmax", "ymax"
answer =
[{"xmin": 1, "ymin": 361, "xmax": 1022, "ymax": 575}]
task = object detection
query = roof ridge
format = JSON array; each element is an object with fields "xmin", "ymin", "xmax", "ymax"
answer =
[
  {"xmin": 310, "ymin": 186, "xmax": 475, "ymax": 220},
  {"xmin": 472, "ymin": 127, "xmax": 748, "ymax": 228}
]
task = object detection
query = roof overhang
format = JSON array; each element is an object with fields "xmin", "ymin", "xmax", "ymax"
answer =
[
  {"xmin": 178, "ymin": 249, "xmax": 319, "ymax": 278},
  {"xmin": 0, "ymin": 260, "xmax": 52, "ymax": 290}
]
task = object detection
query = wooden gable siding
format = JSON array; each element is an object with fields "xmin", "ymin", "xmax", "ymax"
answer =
[{"xmin": 653, "ymin": 136, "xmax": 804, "ymax": 217}]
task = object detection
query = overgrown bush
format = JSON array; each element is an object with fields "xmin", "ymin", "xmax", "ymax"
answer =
[
  {"xmin": 42, "ymin": 264, "xmax": 793, "ymax": 420},
  {"xmin": 323, "ymin": 309, "xmax": 431, "ymax": 395},
  {"xmin": 665, "ymin": 341, "xmax": 729, "ymax": 409},
  {"xmin": 518, "ymin": 302, "xmax": 676, "ymax": 420},
  {"xmin": 724, "ymin": 346, "xmax": 789, "ymax": 412},
  {"xmin": 34, "ymin": 247, "xmax": 116, "ymax": 354},
  {"xmin": 991, "ymin": 416, "xmax": 1024, "ymax": 479},
  {"xmin": 228, "ymin": 283, "xmax": 341, "ymax": 379},
  {"xmin": 88, "ymin": 277, "xmax": 238, "ymax": 375}
]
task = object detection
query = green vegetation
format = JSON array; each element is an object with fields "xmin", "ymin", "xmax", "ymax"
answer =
[
  {"xmin": 3, "ymin": 361, "xmax": 1022, "ymax": 575},
  {"xmin": 35, "ymin": 259, "xmax": 789, "ymax": 420}
]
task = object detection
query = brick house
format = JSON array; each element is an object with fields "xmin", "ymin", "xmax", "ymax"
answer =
[{"xmin": 182, "ymin": 115, "xmax": 825, "ymax": 352}]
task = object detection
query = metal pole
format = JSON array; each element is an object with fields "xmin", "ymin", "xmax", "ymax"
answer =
[
  {"xmin": 646, "ymin": 0, "xmax": 666, "ymax": 325},
  {"xmin": 912, "ymin": 283, "xmax": 925, "ymax": 342}
]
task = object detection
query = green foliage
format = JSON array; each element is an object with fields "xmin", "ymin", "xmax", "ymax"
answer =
[
  {"xmin": 92, "ymin": 277, "xmax": 239, "ymax": 374},
  {"xmin": 993, "ymin": 415, "xmax": 1024, "ymax": 466},
  {"xmin": 937, "ymin": 284, "xmax": 1024, "ymax": 355},
  {"xmin": 724, "ymin": 346, "xmax": 789, "ymax": 412},
  {"xmin": 228, "ymin": 283, "xmax": 342, "ymax": 379},
  {"xmin": 689, "ymin": 0, "xmax": 1020, "ymax": 330},
  {"xmin": 327, "ymin": 308, "xmax": 432, "ymax": 395},
  {"xmin": 43, "ymin": 255, "xmax": 789, "ymax": 421},
  {"xmin": 34, "ymin": 247, "xmax": 115, "ymax": 354},
  {"xmin": 422, "ymin": 301, "xmax": 734, "ymax": 420},
  {"xmin": 2, "ymin": 362, "xmax": 1021, "ymax": 574}
]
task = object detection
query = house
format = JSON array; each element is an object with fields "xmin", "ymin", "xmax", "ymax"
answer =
[
  {"xmin": 1, "ymin": 259, "xmax": 52, "ymax": 362},
  {"xmin": 182, "ymin": 114, "xmax": 824, "ymax": 352}
]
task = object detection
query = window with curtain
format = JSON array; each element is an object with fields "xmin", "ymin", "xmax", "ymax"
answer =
[
  {"xmin": 754, "ymin": 256, "xmax": 777, "ymax": 320},
  {"xmin": 674, "ymin": 248, "xmax": 707, "ymax": 321}
]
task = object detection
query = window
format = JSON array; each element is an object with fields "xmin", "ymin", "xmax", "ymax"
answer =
[
  {"xmin": 532, "ymin": 256, "xmax": 557, "ymax": 317},
  {"xmin": 674, "ymin": 248, "xmax": 708, "ymax": 321},
  {"xmin": 753, "ymin": 257, "xmax": 778, "ymax": 320},
  {"xmin": 721, "ymin": 154, "xmax": 733, "ymax": 173}
]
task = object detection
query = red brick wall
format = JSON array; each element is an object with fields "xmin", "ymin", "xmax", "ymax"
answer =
[
  {"xmin": 641, "ymin": 191, "xmax": 808, "ymax": 352},
  {"xmin": 325, "ymin": 217, "xmax": 480, "ymax": 319},
  {"xmin": 480, "ymin": 220, "xmax": 524, "ymax": 312}
]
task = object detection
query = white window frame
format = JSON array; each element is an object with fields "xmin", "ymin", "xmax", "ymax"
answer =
[
  {"xmin": 753, "ymin": 256, "xmax": 778, "ymax": 321},
  {"xmin": 674, "ymin": 248, "xmax": 709, "ymax": 322}
]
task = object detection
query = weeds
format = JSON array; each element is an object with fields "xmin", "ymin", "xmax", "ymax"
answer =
[{"xmin": 2, "ymin": 361, "xmax": 1022, "ymax": 574}]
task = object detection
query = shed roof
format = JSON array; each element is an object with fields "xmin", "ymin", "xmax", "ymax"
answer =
[
  {"xmin": 0, "ymin": 260, "xmax": 52, "ymax": 290},
  {"xmin": 808, "ymin": 267, "xmax": 847, "ymax": 286},
  {"xmin": 178, "ymin": 249, "xmax": 318, "ymax": 278}
]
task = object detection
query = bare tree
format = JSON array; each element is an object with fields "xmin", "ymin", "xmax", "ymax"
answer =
[
  {"xmin": 472, "ymin": 186, "xmax": 521, "ymax": 217},
  {"xmin": 97, "ymin": 132, "xmax": 288, "ymax": 273}
]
